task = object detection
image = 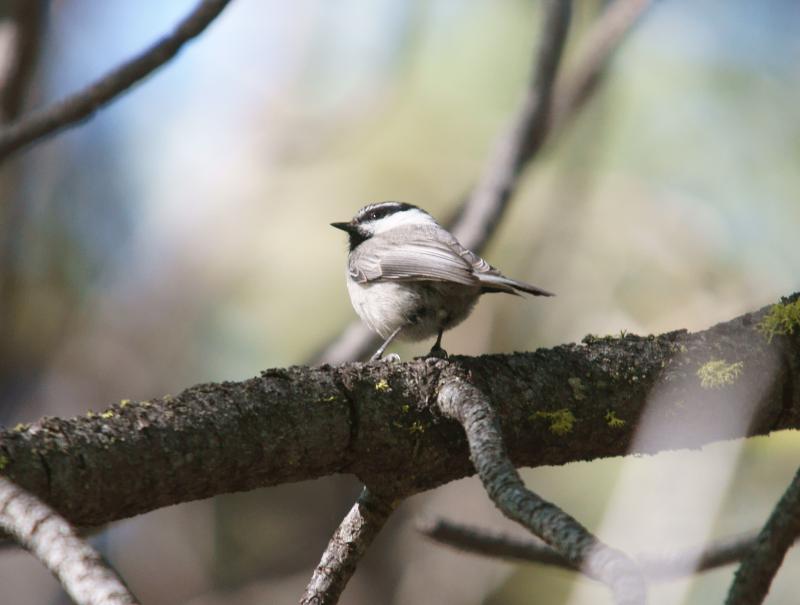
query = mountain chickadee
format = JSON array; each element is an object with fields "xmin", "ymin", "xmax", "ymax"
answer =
[{"xmin": 331, "ymin": 202, "xmax": 553, "ymax": 360}]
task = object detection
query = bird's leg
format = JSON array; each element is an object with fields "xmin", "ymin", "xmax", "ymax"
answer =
[
  {"xmin": 370, "ymin": 326, "xmax": 403, "ymax": 361},
  {"xmin": 426, "ymin": 328, "xmax": 448, "ymax": 359}
]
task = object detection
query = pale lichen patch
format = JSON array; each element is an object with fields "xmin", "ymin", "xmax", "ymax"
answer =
[
  {"xmin": 697, "ymin": 359, "xmax": 743, "ymax": 389},
  {"xmin": 758, "ymin": 299, "xmax": 800, "ymax": 342}
]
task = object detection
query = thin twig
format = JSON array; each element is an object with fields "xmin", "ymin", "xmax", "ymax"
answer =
[
  {"xmin": 418, "ymin": 518, "xmax": 790, "ymax": 582},
  {"xmin": 437, "ymin": 377, "xmax": 646, "ymax": 605},
  {"xmin": 313, "ymin": 0, "xmax": 651, "ymax": 365},
  {"xmin": 0, "ymin": 0, "xmax": 47, "ymax": 122},
  {"xmin": 725, "ymin": 466, "xmax": 800, "ymax": 605},
  {"xmin": 0, "ymin": 477, "xmax": 138, "ymax": 605},
  {"xmin": 300, "ymin": 487, "xmax": 396, "ymax": 605},
  {"xmin": 0, "ymin": 0, "xmax": 233, "ymax": 161}
]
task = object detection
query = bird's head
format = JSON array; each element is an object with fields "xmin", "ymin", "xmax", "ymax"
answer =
[{"xmin": 331, "ymin": 201, "xmax": 435, "ymax": 250}]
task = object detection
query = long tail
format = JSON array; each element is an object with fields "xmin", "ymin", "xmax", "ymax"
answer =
[{"xmin": 478, "ymin": 274, "xmax": 555, "ymax": 297}]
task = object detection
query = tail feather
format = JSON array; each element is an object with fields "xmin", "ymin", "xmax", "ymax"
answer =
[{"xmin": 478, "ymin": 273, "xmax": 554, "ymax": 297}]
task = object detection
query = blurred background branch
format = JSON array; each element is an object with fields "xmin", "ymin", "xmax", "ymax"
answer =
[
  {"xmin": 419, "ymin": 518, "xmax": 800, "ymax": 582},
  {"xmin": 0, "ymin": 0, "xmax": 232, "ymax": 161}
]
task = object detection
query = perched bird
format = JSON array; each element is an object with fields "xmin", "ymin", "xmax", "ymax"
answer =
[{"xmin": 331, "ymin": 202, "xmax": 553, "ymax": 360}]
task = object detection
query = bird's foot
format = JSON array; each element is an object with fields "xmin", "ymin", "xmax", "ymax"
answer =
[{"xmin": 426, "ymin": 344, "xmax": 449, "ymax": 359}]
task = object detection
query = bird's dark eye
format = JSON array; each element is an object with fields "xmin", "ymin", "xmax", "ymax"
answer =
[{"xmin": 367, "ymin": 211, "xmax": 379, "ymax": 221}]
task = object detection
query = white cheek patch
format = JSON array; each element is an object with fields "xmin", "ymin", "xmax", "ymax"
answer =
[{"xmin": 370, "ymin": 209, "xmax": 437, "ymax": 234}]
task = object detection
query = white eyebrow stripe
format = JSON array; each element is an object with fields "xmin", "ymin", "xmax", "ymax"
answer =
[{"xmin": 371, "ymin": 208, "xmax": 436, "ymax": 234}]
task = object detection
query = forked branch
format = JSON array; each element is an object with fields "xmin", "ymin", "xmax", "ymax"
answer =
[{"xmin": 437, "ymin": 378, "xmax": 646, "ymax": 605}]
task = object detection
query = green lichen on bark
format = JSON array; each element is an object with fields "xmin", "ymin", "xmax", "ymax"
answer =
[
  {"xmin": 605, "ymin": 410, "xmax": 626, "ymax": 428},
  {"xmin": 531, "ymin": 409, "xmax": 576, "ymax": 436},
  {"xmin": 758, "ymin": 299, "xmax": 800, "ymax": 342},
  {"xmin": 697, "ymin": 359, "xmax": 744, "ymax": 389}
]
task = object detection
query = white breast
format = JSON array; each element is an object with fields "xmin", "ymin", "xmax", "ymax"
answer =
[{"xmin": 346, "ymin": 278, "xmax": 421, "ymax": 339}]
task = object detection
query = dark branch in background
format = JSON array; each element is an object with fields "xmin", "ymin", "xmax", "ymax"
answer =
[
  {"xmin": 300, "ymin": 488, "xmax": 396, "ymax": 605},
  {"xmin": 437, "ymin": 378, "xmax": 646, "ymax": 605},
  {"xmin": 312, "ymin": 0, "xmax": 653, "ymax": 365},
  {"xmin": 0, "ymin": 0, "xmax": 47, "ymax": 122},
  {"xmin": 725, "ymin": 466, "xmax": 800, "ymax": 605},
  {"xmin": 419, "ymin": 519, "xmax": 799, "ymax": 582},
  {"xmin": 0, "ymin": 296, "xmax": 798, "ymax": 530},
  {"xmin": 0, "ymin": 477, "xmax": 138, "ymax": 605},
  {"xmin": 0, "ymin": 0, "xmax": 233, "ymax": 162}
]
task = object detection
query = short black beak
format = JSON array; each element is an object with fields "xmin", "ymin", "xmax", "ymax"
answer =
[{"xmin": 331, "ymin": 221, "xmax": 356, "ymax": 233}]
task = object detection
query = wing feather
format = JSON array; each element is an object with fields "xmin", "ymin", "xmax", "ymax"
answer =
[
  {"xmin": 349, "ymin": 227, "xmax": 477, "ymax": 286},
  {"xmin": 348, "ymin": 224, "xmax": 554, "ymax": 296}
]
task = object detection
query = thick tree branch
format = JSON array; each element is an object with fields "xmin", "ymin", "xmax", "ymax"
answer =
[
  {"xmin": 419, "ymin": 519, "xmax": 796, "ymax": 582},
  {"xmin": 437, "ymin": 377, "xmax": 646, "ymax": 604},
  {"xmin": 0, "ymin": 0, "xmax": 232, "ymax": 162},
  {"xmin": 314, "ymin": 0, "xmax": 652, "ymax": 365},
  {"xmin": 300, "ymin": 487, "xmax": 396, "ymax": 605},
  {"xmin": 0, "ymin": 295, "xmax": 798, "ymax": 530},
  {"xmin": 725, "ymin": 465, "xmax": 800, "ymax": 605},
  {"xmin": 0, "ymin": 477, "xmax": 137, "ymax": 605}
]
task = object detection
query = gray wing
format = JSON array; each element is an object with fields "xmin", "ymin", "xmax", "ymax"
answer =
[
  {"xmin": 349, "ymin": 225, "xmax": 479, "ymax": 286},
  {"xmin": 349, "ymin": 224, "xmax": 554, "ymax": 296}
]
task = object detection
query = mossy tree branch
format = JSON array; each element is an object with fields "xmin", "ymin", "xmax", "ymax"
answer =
[{"xmin": 0, "ymin": 295, "xmax": 798, "ymax": 531}]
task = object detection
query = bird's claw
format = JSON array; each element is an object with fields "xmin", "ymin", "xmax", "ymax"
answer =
[{"xmin": 426, "ymin": 345, "xmax": 449, "ymax": 359}]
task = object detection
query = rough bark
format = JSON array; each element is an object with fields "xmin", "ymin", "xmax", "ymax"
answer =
[
  {"xmin": 0, "ymin": 295, "xmax": 798, "ymax": 529},
  {"xmin": 300, "ymin": 488, "xmax": 396, "ymax": 605}
]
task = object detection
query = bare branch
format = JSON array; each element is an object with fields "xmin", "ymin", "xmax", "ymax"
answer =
[
  {"xmin": 419, "ymin": 519, "xmax": 796, "ymax": 582},
  {"xmin": 313, "ymin": 0, "xmax": 653, "ymax": 365},
  {"xmin": 300, "ymin": 487, "xmax": 396, "ymax": 605},
  {"xmin": 0, "ymin": 0, "xmax": 47, "ymax": 122},
  {"xmin": 641, "ymin": 532, "xmax": 769, "ymax": 581},
  {"xmin": 0, "ymin": 295, "xmax": 798, "ymax": 529},
  {"xmin": 0, "ymin": 0, "xmax": 233, "ymax": 161},
  {"xmin": 0, "ymin": 476, "xmax": 137, "ymax": 605},
  {"xmin": 550, "ymin": 0, "xmax": 651, "ymax": 131},
  {"xmin": 437, "ymin": 378, "xmax": 646, "ymax": 605},
  {"xmin": 725, "ymin": 466, "xmax": 800, "ymax": 605},
  {"xmin": 418, "ymin": 517, "xmax": 572, "ymax": 569}
]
